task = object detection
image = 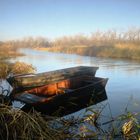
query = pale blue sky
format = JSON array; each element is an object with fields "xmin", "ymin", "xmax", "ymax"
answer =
[{"xmin": 0, "ymin": 0, "xmax": 140, "ymax": 41}]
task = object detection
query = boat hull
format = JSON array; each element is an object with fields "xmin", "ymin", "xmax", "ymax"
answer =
[{"xmin": 15, "ymin": 77, "xmax": 108, "ymax": 117}]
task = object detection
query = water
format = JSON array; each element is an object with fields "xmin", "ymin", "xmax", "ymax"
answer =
[{"xmin": 11, "ymin": 48, "xmax": 140, "ymax": 116}]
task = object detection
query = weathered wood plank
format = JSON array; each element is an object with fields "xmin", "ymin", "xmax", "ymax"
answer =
[{"xmin": 7, "ymin": 66, "xmax": 99, "ymax": 91}]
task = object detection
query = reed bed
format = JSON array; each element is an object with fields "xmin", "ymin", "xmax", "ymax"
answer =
[
  {"xmin": 0, "ymin": 101, "xmax": 140, "ymax": 140},
  {"xmin": 0, "ymin": 104, "xmax": 67, "ymax": 140},
  {"xmin": 11, "ymin": 61, "xmax": 36, "ymax": 75},
  {"xmin": 1, "ymin": 28, "xmax": 140, "ymax": 60},
  {"xmin": 0, "ymin": 61, "xmax": 36, "ymax": 79},
  {"xmin": 0, "ymin": 44, "xmax": 23, "ymax": 60}
]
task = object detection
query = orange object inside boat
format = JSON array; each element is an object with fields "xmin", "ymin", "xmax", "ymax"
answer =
[{"xmin": 26, "ymin": 76, "xmax": 93, "ymax": 97}]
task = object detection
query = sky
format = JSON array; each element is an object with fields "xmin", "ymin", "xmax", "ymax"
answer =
[{"xmin": 0, "ymin": 0, "xmax": 140, "ymax": 41}]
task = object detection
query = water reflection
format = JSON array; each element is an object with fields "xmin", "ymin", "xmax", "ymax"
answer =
[{"xmin": 10, "ymin": 48, "xmax": 140, "ymax": 115}]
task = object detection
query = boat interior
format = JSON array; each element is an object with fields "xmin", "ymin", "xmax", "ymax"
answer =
[{"xmin": 22, "ymin": 76, "xmax": 106, "ymax": 98}]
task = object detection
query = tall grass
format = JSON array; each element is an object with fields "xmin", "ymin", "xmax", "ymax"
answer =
[
  {"xmin": 0, "ymin": 102, "xmax": 139, "ymax": 140},
  {"xmin": 0, "ymin": 61, "xmax": 36, "ymax": 79},
  {"xmin": 46, "ymin": 28, "xmax": 140, "ymax": 60},
  {"xmin": 0, "ymin": 104, "xmax": 63, "ymax": 140},
  {"xmin": 1, "ymin": 28, "xmax": 140, "ymax": 59},
  {"xmin": 0, "ymin": 42, "xmax": 23, "ymax": 60},
  {"xmin": 0, "ymin": 41, "xmax": 36, "ymax": 78},
  {"xmin": 0, "ymin": 62, "xmax": 9, "ymax": 79}
]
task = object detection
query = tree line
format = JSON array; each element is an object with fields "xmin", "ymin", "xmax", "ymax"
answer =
[{"xmin": 1, "ymin": 28, "xmax": 140, "ymax": 59}]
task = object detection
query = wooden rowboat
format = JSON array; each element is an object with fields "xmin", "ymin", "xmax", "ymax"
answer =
[
  {"xmin": 7, "ymin": 66, "xmax": 98, "ymax": 94},
  {"xmin": 4, "ymin": 66, "xmax": 108, "ymax": 116},
  {"xmin": 13, "ymin": 75, "xmax": 108, "ymax": 117}
]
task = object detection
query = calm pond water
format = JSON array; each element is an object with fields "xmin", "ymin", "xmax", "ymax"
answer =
[{"xmin": 11, "ymin": 48, "xmax": 140, "ymax": 116}]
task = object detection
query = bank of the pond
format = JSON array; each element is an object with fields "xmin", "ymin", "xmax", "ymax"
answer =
[
  {"xmin": 0, "ymin": 44, "xmax": 24, "ymax": 60},
  {"xmin": 2, "ymin": 28, "xmax": 140, "ymax": 60},
  {"xmin": 0, "ymin": 103, "xmax": 139, "ymax": 140},
  {"xmin": 36, "ymin": 43, "xmax": 140, "ymax": 60}
]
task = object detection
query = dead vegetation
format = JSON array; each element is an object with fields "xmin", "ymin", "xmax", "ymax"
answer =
[
  {"xmin": 0, "ymin": 61, "xmax": 36, "ymax": 79},
  {"xmin": 11, "ymin": 61, "xmax": 36, "ymax": 75},
  {"xmin": 47, "ymin": 28, "xmax": 140, "ymax": 59},
  {"xmin": 1, "ymin": 28, "xmax": 140, "ymax": 59},
  {"xmin": 0, "ymin": 102, "xmax": 139, "ymax": 140}
]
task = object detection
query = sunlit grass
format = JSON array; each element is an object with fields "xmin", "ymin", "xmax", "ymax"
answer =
[
  {"xmin": 0, "ymin": 104, "xmax": 62, "ymax": 140},
  {"xmin": 0, "ymin": 102, "xmax": 139, "ymax": 140},
  {"xmin": 1, "ymin": 28, "xmax": 140, "ymax": 59},
  {"xmin": 41, "ymin": 28, "xmax": 140, "ymax": 60},
  {"xmin": 0, "ymin": 61, "xmax": 36, "ymax": 79},
  {"xmin": 46, "ymin": 43, "xmax": 140, "ymax": 60},
  {"xmin": 11, "ymin": 61, "xmax": 36, "ymax": 75},
  {"xmin": 0, "ymin": 61, "xmax": 9, "ymax": 79}
]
